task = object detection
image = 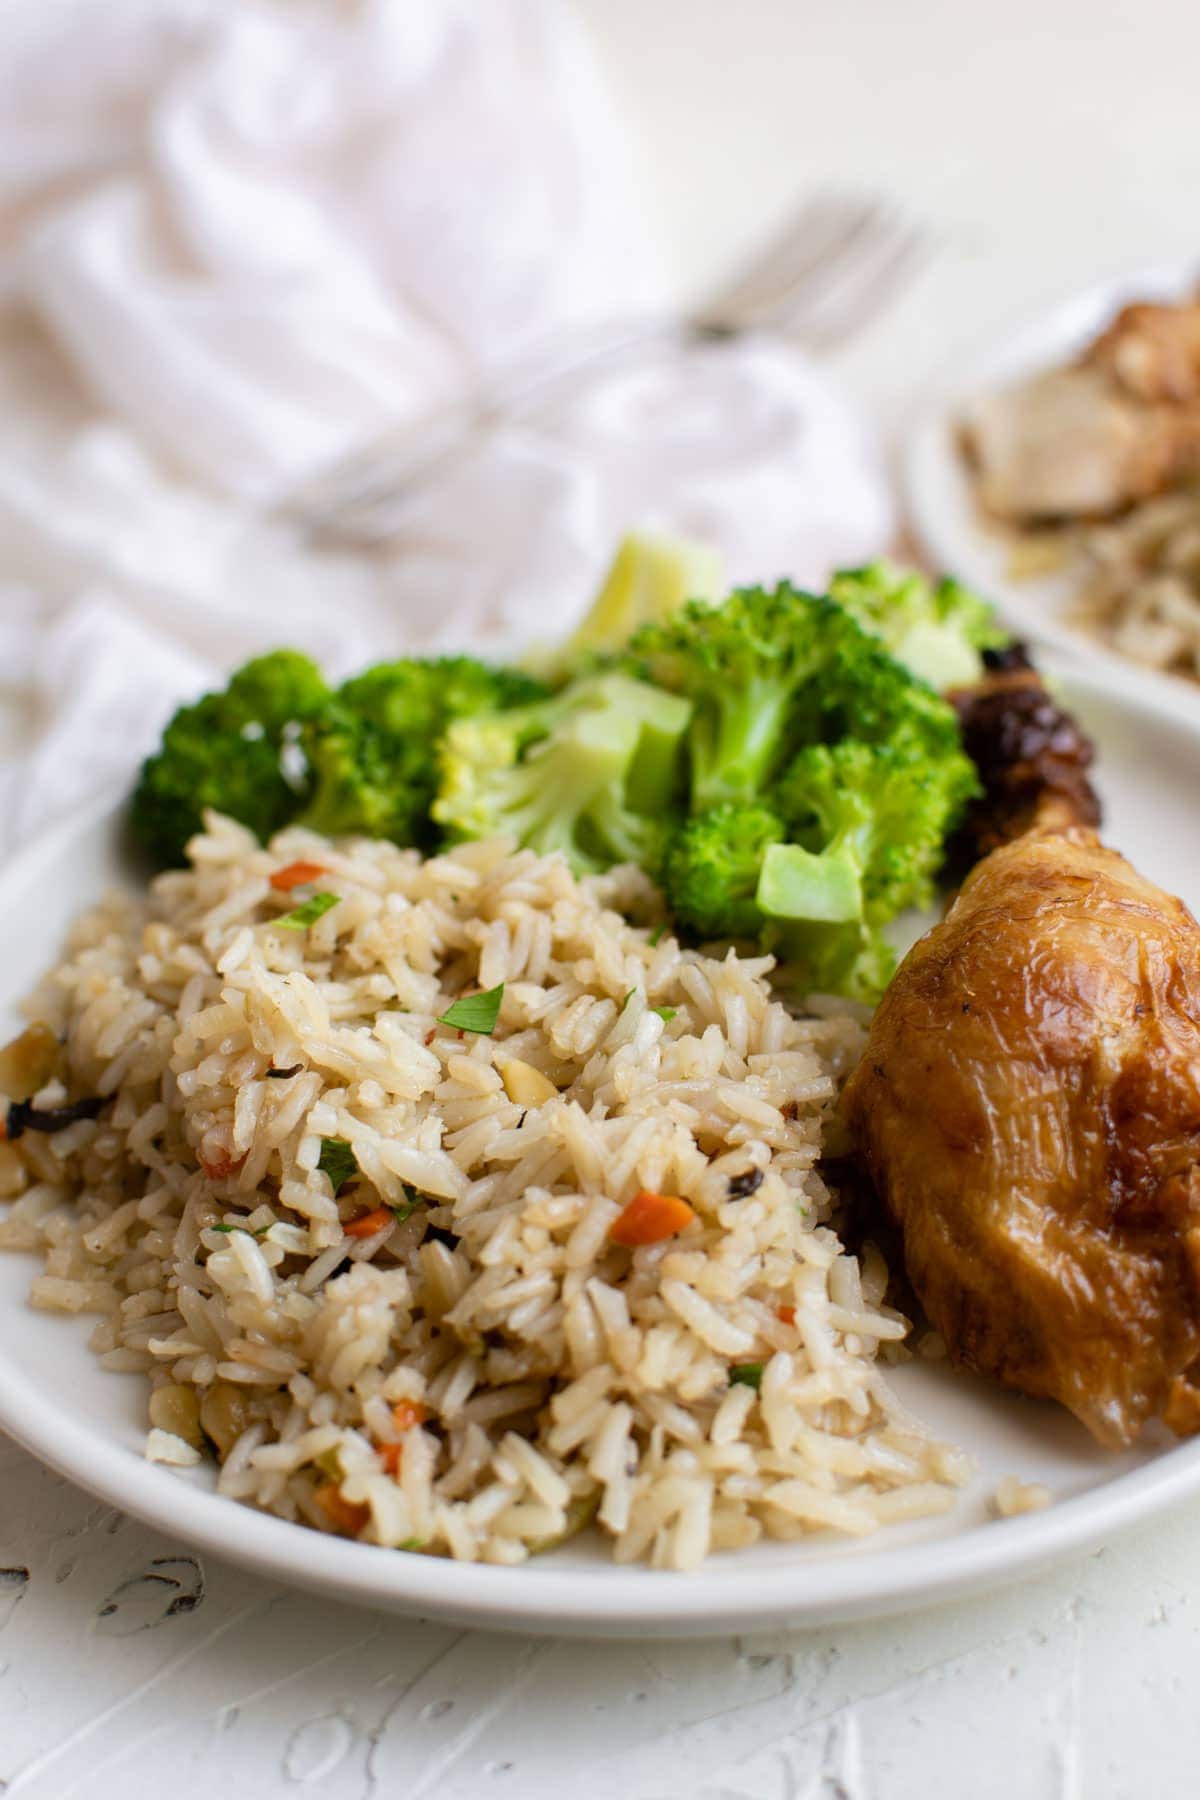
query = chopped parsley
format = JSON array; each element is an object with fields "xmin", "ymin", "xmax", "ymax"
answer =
[
  {"xmin": 209, "ymin": 1221, "xmax": 271, "ymax": 1239},
  {"xmin": 318, "ymin": 1137, "xmax": 358, "ymax": 1195},
  {"xmin": 729, "ymin": 1363, "xmax": 764, "ymax": 1390},
  {"xmin": 437, "ymin": 983, "xmax": 504, "ymax": 1035},
  {"xmin": 389, "ymin": 1187, "xmax": 426, "ymax": 1225},
  {"xmin": 276, "ymin": 892, "xmax": 340, "ymax": 930},
  {"xmin": 623, "ymin": 990, "xmax": 674, "ymax": 1025}
]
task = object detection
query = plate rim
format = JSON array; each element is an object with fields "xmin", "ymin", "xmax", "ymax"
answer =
[
  {"xmin": 4, "ymin": 674, "xmax": 1200, "ymax": 1637},
  {"xmin": 901, "ymin": 255, "xmax": 1200, "ymax": 718}
]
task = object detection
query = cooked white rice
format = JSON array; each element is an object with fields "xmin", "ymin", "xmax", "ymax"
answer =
[{"xmin": 0, "ymin": 815, "xmax": 967, "ymax": 1569}]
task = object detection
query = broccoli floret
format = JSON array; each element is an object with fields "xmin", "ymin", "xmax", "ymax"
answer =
[
  {"xmin": 773, "ymin": 738, "xmax": 977, "ymax": 923},
  {"xmin": 627, "ymin": 583, "xmax": 960, "ymax": 813},
  {"xmin": 627, "ymin": 583, "xmax": 980, "ymax": 996},
  {"xmin": 662, "ymin": 804, "xmax": 785, "ymax": 939},
  {"xmin": 432, "ymin": 672, "xmax": 692, "ymax": 876},
  {"xmin": 300, "ymin": 658, "xmax": 548, "ymax": 847},
  {"xmin": 130, "ymin": 650, "xmax": 332, "ymax": 868},
  {"xmin": 767, "ymin": 914, "xmax": 899, "ymax": 1005},
  {"xmin": 756, "ymin": 736, "xmax": 978, "ymax": 999},
  {"xmin": 829, "ymin": 562, "xmax": 1007, "ymax": 690},
  {"xmin": 662, "ymin": 734, "xmax": 977, "ymax": 1000},
  {"xmin": 627, "ymin": 585, "xmax": 826, "ymax": 810},
  {"xmin": 543, "ymin": 531, "xmax": 722, "ymax": 677}
]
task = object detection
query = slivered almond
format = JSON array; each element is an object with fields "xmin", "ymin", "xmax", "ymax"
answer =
[{"xmin": 499, "ymin": 1058, "xmax": 557, "ymax": 1106}]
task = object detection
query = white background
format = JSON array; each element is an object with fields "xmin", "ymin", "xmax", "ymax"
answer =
[{"xmin": 4, "ymin": 0, "xmax": 1200, "ymax": 1793}]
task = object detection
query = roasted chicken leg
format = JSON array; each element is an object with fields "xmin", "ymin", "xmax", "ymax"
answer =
[{"xmin": 843, "ymin": 825, "xmax": 1200, "ymax": 1447}]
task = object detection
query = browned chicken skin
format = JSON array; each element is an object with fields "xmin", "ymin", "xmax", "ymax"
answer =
[
  {"xmin": 844, "ymin": 827, "xmax": 1200, "ymax": 1447},
  {"xmin": 947, "ymin": 644, "xmax": 1101, "ymax": 864}
]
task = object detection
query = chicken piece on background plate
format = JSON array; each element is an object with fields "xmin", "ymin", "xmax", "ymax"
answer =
[
  {"xmin": 961, "ymin": 295, "xmax": 1200, "ymax": 523},
  {"xmin": 843, "ymin": 824, "xmax": 1200, "ymax": 1449},
  {"xmin": 962, "ymin": 364, "xmax": 1200, "ymax": 522},
  {"xmin": 1087, "ymin": 298, "xmax": 1200, "ymax": 405}
]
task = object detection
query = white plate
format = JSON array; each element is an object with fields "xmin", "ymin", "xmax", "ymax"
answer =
[
  {"xmin": 2, "ymin": 666, "xmax": 1200, "ymax": 1639},
  {"xmin": 903, "ymin": 259, "xmax": 1200, "ymax": 718}
]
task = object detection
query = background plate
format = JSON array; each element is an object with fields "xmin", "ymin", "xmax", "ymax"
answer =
[
  {"xmin": 1, "ymin": 664, "xmax": 1199, "ymax": 1637},
  {"xmin": 903, "ymin": 260, "xmax": 1200, "ymax": 719}
]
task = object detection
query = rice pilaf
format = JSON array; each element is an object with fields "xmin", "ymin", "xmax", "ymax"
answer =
[{"xmin": 0, "ymin": 817, "xmax": 967, "ymax": 1569}]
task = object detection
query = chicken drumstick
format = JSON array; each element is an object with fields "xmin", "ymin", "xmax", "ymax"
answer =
[{"xmin": 843, "ymin": 823, "xmax": 1200, "ymax": 1448}]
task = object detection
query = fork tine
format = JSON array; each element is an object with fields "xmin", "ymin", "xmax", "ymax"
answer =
[
  {"xmin": 741, "ymin": 203, "xmax": 919, "ymax": 329},
  {"xmin": 697, "ymin": 192, "xmax": 886, "ymax": 329},
  {"xmin": 289, "ymin": 399, "xmax": 482, "ymax": 532},
  {"xmin": 769, "ymin": 221, "xmax": 919, "ymax": 326},
  {"xmin": 773, "ymin": 222, "xmax": 930, "ymax": 349},
  {"xmin": 701, "ymin": 195, "xmax": 869, "ymax": 309},
  {"xmin": 287, "ymin": 188, "xmax": 928, "ymax": 546}
]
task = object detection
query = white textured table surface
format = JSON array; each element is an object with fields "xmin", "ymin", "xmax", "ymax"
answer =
[
  {"xmin": 7, "ymin": 2, "xmax": 1200, "ymax": 1793},
  {"xmin": 2, "ymin": 1442, "xmax": 1199, "ymax": 1797}
]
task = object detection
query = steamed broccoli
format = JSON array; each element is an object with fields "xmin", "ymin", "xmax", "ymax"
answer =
[
  {"xmin": 758, "ymin": 736, "xmax": 978, "ymax": 997},
  {"xmin": 659, "ymin": 682, "xmax": 978, "ymax": 999},
  {"xmin": 126, "ymin": 558, "xmax": 989, "ymax": 1004},
  {"xmin": 661, "ymin": 801, "xmax": 891, "ymax": 999},
  {"xmin": 766, "ymin": 912, "xmax": 899, "ymax": 1004},
  {"xmin": 774, "ymin": 738, "xmax": 977, "ymax": 922},
  {"xmin": 829, "ymin": 563, "xmax": 1007, "ymax": 690},
  {"xmin": 300, "ymin": 658, "xmax": 548, "ymax": 847},
  {"xmin": 627, "ymin": 586, "xmax": 827, "ymax": 811},
  {"xmin": 541, "ymin": 531, "xmax": 722, "ymax": 676},
  {"xmin": 433, "ymin": 672, "xmax": 692, "ymax": 876},
  {"xmin": 130, "ymin": 650, "xmax": 332, "ymax": 868},
  {"xmin": 626, "ymin": 584, "xmax": 960, "ymax": 814},
  {"xmin": 662, "ymin": 804, "xmax": 785, "ymax": 939}
]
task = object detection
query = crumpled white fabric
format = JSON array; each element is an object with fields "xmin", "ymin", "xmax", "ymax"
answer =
[
  {"xmin": 2, "ymin": 0, "xmax": 662, "ymax": 500},
  {"xmin": 0, "ymin": 0, "xmax": 895, "ymax": 856}
]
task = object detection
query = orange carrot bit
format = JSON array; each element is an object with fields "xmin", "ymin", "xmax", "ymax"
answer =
[
  {"xmin": 392, "ymin": 1399, "xmax": 428, "ymax": 1434},
  {"xmin": 776, "ymin": 1304, "xmax": 797, "ymax": 1326},
  {"xmin": 199, "ymin": 1148, "xmax": 248, "ymax": 1180},
  {"xmin": 378, "ymin": 1401, "xmax": 429, "ymax": 1475},
  {"xmin": 609, "ymin": 1189, "xmax": 696, "ymax": 1248},
  {"xmin": 315, "ymin": 1483, "xmax": 370, "ymax": 1536},
  {"xmin": 269, "ymin": 860, "xmax": 328, "ymax": 892},
  {"xmin": 343, "ymin": 1206, "xmax": 394, "ymax": 1239}
]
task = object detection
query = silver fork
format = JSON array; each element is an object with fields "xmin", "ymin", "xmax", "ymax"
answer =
[{"xmin": 285, "ymin": 191, "xmax": 928, "ymax": 547}]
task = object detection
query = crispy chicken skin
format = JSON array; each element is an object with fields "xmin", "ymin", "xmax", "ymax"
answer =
[{"xmin": 843, "ymin": 827, "xmax": 1200, "ymax": 1447}]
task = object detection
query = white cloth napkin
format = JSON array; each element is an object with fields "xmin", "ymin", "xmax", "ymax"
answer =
[{"xmin": 0, "ymin": 0, "xmax": 895, "ymax": 856}]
